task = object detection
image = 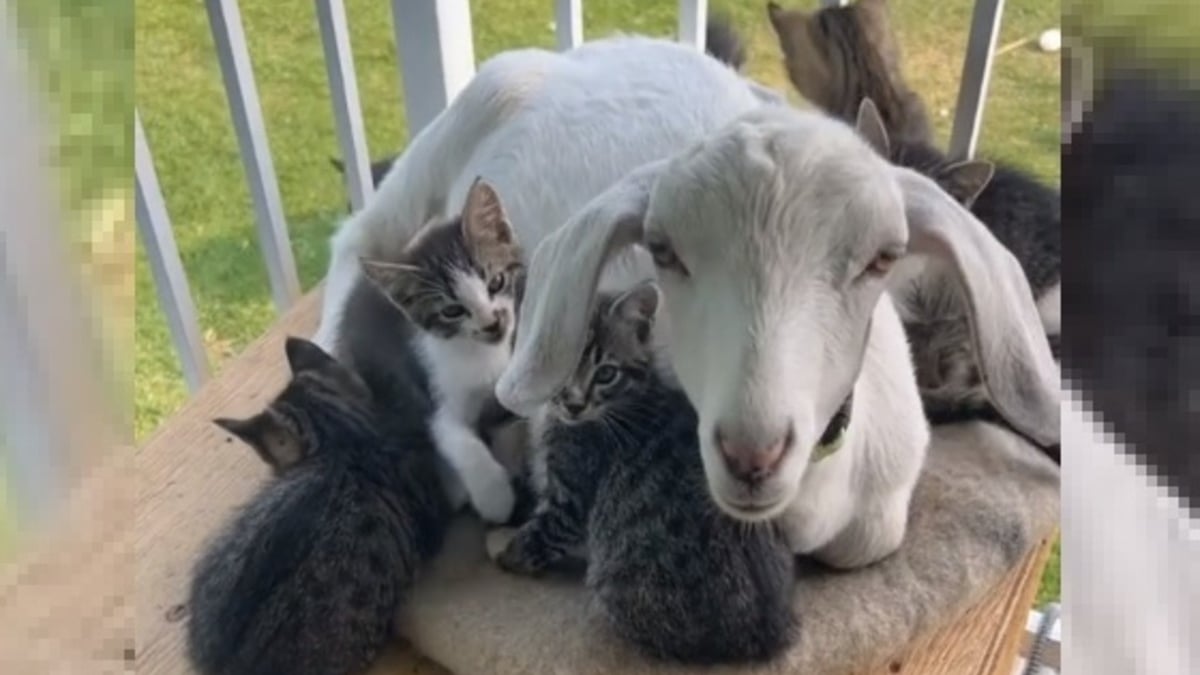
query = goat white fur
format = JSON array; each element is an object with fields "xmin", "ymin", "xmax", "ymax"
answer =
[
  {"xmin": 498, "ymin": 105, "xmax": 1061, "ymax": 568},
  {"xmin": 313, "ymin": 37, "xmax": 766, "ymax": 348},
  {"xmin": 317, "ymin": 37, "xmax": 1061, "ymax": 569}
]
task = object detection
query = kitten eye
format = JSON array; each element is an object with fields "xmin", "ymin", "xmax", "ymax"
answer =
[
  {"xmin": 440, "ymin": 304, "xmax": 467, "ymax": 320},
  {"xmin": 645, "ymin": 238, "xmax": 688, "ymax": 276},
  {"xmin": 487, "ymin": 273, "xmax": 505, "ymax": 294},
  {"xmin": 864, "ymin": 249, "xmax": 902, "ymax": 279},
  {"xmin": 593, "ymin": 365, "xmax": 619, "ymax": 386}
]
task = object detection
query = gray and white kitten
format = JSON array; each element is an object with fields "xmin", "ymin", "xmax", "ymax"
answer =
[
  {"xmin": 487, "ymin": 281, "xmax": 796, "ymax": 663},
  {"xmin": 188, "ymin": 338, "xmax": 451, "ymax": 675},
  {"xmin": 360, "ymin": 179, "xmax": 524, "ymax": 523}
]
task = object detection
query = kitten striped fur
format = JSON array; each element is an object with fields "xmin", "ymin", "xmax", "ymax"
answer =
[
  {"xmin": 489, "ymin": 283, "xmax": 797, "ymax": 663},
  {"xmin": 189, "ymin": 339, "xmax": 451, "ymax": 675}
]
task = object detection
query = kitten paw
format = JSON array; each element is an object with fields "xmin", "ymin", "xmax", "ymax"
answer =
[
  {"xmin": 471, "ymin": 474, "xmax": 516, "ymax": 524},
  {"xmin": 485, "ymin": 527, "xmax": 520, "ymax": 561}
]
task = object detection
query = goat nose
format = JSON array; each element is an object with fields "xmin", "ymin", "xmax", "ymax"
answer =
[{"xmin": 715, "ymin": 426, "xmax": 792, "ymax": 484}]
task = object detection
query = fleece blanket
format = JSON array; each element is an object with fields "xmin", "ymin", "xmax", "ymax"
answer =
[{"xmin": 398, "ymin": 421, "xmax": 1059, "ymax": 675}]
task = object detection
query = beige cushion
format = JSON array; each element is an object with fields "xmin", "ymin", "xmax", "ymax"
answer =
[{"xmin": 399, "ymin": 421, "xmax": 1059, "ymax": 675}]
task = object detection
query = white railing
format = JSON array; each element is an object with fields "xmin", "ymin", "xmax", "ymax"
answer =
[{"xmin": 132, "ymin": 0, "xmax": 1005, "ymax": 397}]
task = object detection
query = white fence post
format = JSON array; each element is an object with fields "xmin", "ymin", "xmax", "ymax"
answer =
[
  {"xmin": 677, "ymin": 0, "xmax": 708, "ymax": 50},
  {"xmin": 204, "ymin": 0, "xmax": 302, "ymax": 312},
  {"xmin": 948, "ymin": 0, "xmax": 1005, "ymax": 160},
  {"xmin": 390, "ymin": 0, "xmax": 476, "ymax": 137},
  {"xmin": 135, "ymin": 111, "xmax": 211, "ymax": 392},
  {"xmin": 555, "ymin": 0, "xmax": 583, "ymax": 51},
  {"xmin": 315, "ymin": 0, "xmax": 373, "ymax": 211}
]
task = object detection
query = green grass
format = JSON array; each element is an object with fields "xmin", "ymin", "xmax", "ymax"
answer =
[{"xmin": 135, "ymin": 0, "xmax": 1060, "ymax": 599}]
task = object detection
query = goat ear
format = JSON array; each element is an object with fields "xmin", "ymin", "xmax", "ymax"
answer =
[
  {"xmin": 855, "ymin": 98, "xmax": 891, "ymax": 158},
  {"xmin": 894, "ymin": 167, "xmax": 1060, "ymax": 447},
  {"xmin": 937, "ymin": 159, "xmax": 994, "ymax": 207},
  {"xmin": 497, "ymin": 161, "xmax": 665, "ymax": 414}
]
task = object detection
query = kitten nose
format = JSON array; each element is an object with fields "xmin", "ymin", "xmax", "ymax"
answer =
[
  {"xmin": 563, "ymin": 401, "xmax": 586, "ymax": 417},
  {"xmin": 714, "ymin": 424, "xmax": 793, "ymax": 484},
  {"xmin": 483, "ymin": 309, "xmax": 507, "ymax": 333}
]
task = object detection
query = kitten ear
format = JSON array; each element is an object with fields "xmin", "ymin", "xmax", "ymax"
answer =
[
  {"xmin": 359, "ymin": 258, "xmax": 421, "ymax": 309},
  {"xmin": 609, "ymin": 281, "xmax": 661, "ymax": 344},
  {"xmin": 855, "ymin": 98, "xmax": 891, "ymax": 158},
  {"xmin": 766, "ymin": 2, "xmax": 802, "ymax": 30},
  {"xmin": 285, "ymin": 336, "xmax": 336, "ymax": 374},
  {"xmin": 461, "ymin": 177, "xmax": 515, "ymax": 251},
  {"xmin": 214, "ymin": 412, "xmax": 304, "ymax": 472},
  {"xmin": 936, "ymin": 159, "xmax": 995, "ymax": 207},
  {"xmin": 766, "ymin": 2, "xmax": 809, "ymax": 53}
]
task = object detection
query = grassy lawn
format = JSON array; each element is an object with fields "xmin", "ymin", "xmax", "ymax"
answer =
[{"xmin": 134, "ymin": 0, "xmax": 1060, "ymax": 599}]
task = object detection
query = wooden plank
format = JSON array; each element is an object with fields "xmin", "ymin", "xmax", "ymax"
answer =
[
  {"xmin": 858, "ymin": 535, "xmax": 1055, "ymax": 675},
  {"xmin": 0, "ymin": 451, "xmax": 135, "ymax": 671},
  {"xmin": 133, "ymin": 287, "xmax": 1051, "ymax": 674},
  {"xmin": 135, "ymin": 110, "xmax": 211, "ymax": 391},
  {"xmin": 134, "ymin": 286, "xmax": 446, "ymax": 673}
]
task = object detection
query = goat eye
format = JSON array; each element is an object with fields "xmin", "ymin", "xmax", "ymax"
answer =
[
  {"xmin": 593, "ymin": 365, "xmax": 619, "ymax": 386},
  {"xmin": 440, "ymin": 304, "xmax": 467, "ymax": 320},
  {"xmin": 646, "ymin": 239, "xmax": 684, "ymax": 273},
  {"xmin": 487, "ymin": 274, "xmax": 505, "ymax": 294},
  {"xmin": 865, "ymin": 250, "xmax": 900, "ymax": 278}
]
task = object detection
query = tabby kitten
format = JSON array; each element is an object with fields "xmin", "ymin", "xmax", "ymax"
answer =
[
  {"xmin": 768, "ymin": 0, "xmax": 932, "ymax": 146},
  {"xmin": 360, "ymin": 178, "xmax": 524, "ymax": 523},
  {"xmin": 487, "ymin": 281, "xmax": 796, "ymax": 663},
  {"xmin": 769, "ymin": 0, "xmax": 1061, "ymax": 447},
  {"xmin": 766, "ymin": 0, "xmax": 1060, "ymax": 321},
  {"xmin": 187, "ymin": 338, "xmax": 451, "ymax": 675}
]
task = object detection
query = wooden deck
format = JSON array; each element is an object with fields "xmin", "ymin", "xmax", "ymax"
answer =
[{"xmin": 131, "ymin": 288, "xmax": 1053, "ymax": 675}]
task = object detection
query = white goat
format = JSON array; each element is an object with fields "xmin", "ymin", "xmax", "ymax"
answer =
[
  {"xmin": 313, "ymin": 37, "xmax": 771, "ymax": 348},
  {"xmin": 316, "ymin": 36, "xmax": 1060, "ymax": 569},
  {"xmin": 497, "ymin": 104, "xmax": 1061, "ymax": 569}
]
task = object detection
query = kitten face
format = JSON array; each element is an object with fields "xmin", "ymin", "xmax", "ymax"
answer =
[
  {"xmin": 215, "ymin": 338, "xmax": 375, "ymax": 474},
  {"xmin": 362, "ymin": 180, "xmax": 523, "ymax": 345},
  {"xmin": 551, "ymin": 282, "xmax": 660, "ymax": 425}
]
